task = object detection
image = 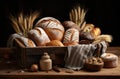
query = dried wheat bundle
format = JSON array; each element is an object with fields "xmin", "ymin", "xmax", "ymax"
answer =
[
  {"xmin": 9, "ymin": 11, "xmax": 40, "ymax": 37},
  {"xmin": 69, "ymin": 5, "xmax": 87, "ymax": 30},
  {"xmin": 93, "ymin": 34, "xmax": 113, "ymax": 44}
]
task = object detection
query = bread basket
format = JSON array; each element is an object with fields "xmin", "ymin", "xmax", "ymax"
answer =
[{"xmin": 15, "ymin": 39, "xmax": 68, "ymax": 68}]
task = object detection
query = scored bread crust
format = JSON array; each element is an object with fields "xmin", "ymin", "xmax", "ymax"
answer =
[
  {"xmin": 63, "ymin": 28, "xmax": 79, "ymax": 46},
  {"xmin": 7, "ymin": 33, "xmax": 36, "ymax": 47},
  {"xmin": 35, "ymin": 17, "xmax": 65, "ymax": 41},
  {"xmin": 16, "ymin": 36, "xmax": 36, "ymax": 47},
  {"xmin": 28, "ymin": 27, "xmax": 50, "ymax": 46}
]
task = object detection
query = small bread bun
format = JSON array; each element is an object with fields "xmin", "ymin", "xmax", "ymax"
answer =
[
  {"xmin": 62, "ymin": 21, "xmax": 80, "ymax": 30},
  {"xmin": 46, "ymin": 40, "xmax": 64, "ymax": 47},
  {"xmin": 101, "ymin": 53, "xmax": 118, "ymax": 68},
  {"xmin": 83, "ymin": 24, "xmax": 94, "ymax": 32},
  {"xmin": 28, "ymin": 27, "xmax": 50, "ymax": 46},
  {"xmin": 16, "ymin": 36, "xmax": 36, "ymax": 47},
  {"xmin": 35, "ymin": 17, "xmax": 65, "ymax": 41},
  {"xmin": 91, "ymin": 27, "xmax": 101, "ymax": 38},
  {"xmin": 63, "ymin": 28, "xmax": 79, "ymax": 46}
]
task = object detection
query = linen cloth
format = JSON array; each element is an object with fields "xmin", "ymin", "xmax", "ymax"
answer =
[{"xmin": 64, "ymin": 41, "xmax": 107, "ymax": 70}]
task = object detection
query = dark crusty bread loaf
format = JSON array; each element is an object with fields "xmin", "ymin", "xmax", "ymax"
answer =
[{"xmin": 62, "ymin": 21, "xmax": 80, "ymax": 31}]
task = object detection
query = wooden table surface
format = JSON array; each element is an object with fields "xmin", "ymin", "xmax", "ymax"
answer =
[{"xmin": 0, "ymin": 47, "xmax": 120, "ymax": 79}]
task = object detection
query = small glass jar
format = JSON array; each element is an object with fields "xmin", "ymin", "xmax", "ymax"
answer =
[{"xmin": 40, "ymin": 52, "xmax": 52, "ymax": 71}]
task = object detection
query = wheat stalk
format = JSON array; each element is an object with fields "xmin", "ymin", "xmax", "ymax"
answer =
[
  {"xmin": 9, "ymin": 14, "xmax": 21, "ymax": 33},
  {"xmin": 9, "ymin": 11, "xmax": 40, "ymax": 37},
  {"xmin": 18, "ymin": 12, "xmax": 25, "ymax": 34},
  {"xmin": 28, "ymin": 15, "xmax": 31, "ymax": 31},
  {"xmin": 69, "ymin": 5, "xmax": 87, "ymax": 30},
  {"xmin": 30, "ymin": 11, "xmax": 40, "ymax": 29}
]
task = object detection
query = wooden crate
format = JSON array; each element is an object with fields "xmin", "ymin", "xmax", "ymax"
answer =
[
  {"xmin": 15, "ymin": 39, "xmax": 68, "ymax": 68},
  {"xmin": 15, "ymin": 39, "xmax": 103, "ymax": 69}
]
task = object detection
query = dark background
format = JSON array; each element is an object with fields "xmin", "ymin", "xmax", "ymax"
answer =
[{"xmin": 0, "ymin": 0, "xmax": 119, "ymax": 47}]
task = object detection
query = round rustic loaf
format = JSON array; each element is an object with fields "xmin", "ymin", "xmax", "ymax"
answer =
[
  {"xmin": 62, "ymin": 21, "xmax": 80, "ymax": 30},
  {"xmin": 63, "ymin": 28, "xmax": 79, "ymax": 46},
  {"xmin": 80, "ymin": 31, "xmax": 95, "ymax": 41},
  {"xmin": 28, "ymin": 27, "xmax": 50, "ymax": 46},
  {"xmin": 35, "ymin": 17, "xmax": 65, "ymax": 41}
]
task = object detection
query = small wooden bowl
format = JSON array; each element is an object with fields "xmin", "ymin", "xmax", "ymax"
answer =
[{"xmin": 84, "ymin": 57, "xmax": 104, "ymax": 71}]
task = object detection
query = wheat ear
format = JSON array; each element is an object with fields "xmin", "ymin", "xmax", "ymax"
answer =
[
  {"xmin": 93, "ymin": 34, "xmax": 113, "ymax": 44},
  {"xmin": 9, "ymin": 14, "xmax": 21, "ymax": 33},
  {"xmin": 69, "ymin": 5, "xmax": 87, "ymax": 30},
  {"xmin": 9, "ymin": 11, "xmax": 40, "ymax": 37}
]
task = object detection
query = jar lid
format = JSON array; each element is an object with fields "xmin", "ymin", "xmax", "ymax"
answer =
[{"xmin": 41, "ymin": 52, "xmax": 50, "ymax": 59}]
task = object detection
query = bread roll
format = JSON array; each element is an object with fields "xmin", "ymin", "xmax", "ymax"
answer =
[
  {"xmin": 35, "ymin": 17, "xmax": 65, "ymax": 41},
  {"xmin": 46, "ymin": 40, "xmax": 64, "ymax": 47},
  {"xmin": 62, "ymin": 21, "xmax": 80, "ymax": 30},
  {"xmin": 28, "ymin": 27, "xmax": 50, "ymax": 46},
  {"xmin": 63, "ymin": 28, "xmax": 79, "ymax": 46},
  {"xmin": 83, "ymin": 24, "xmax": 94, "ymax": 32},
  {"xmin": 101, "ymin": 53, "xmax": 118, "ymax": 68},
  {"xmin": 91, "ymin": 27, "xmax": 101, "ymax": 38}
]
